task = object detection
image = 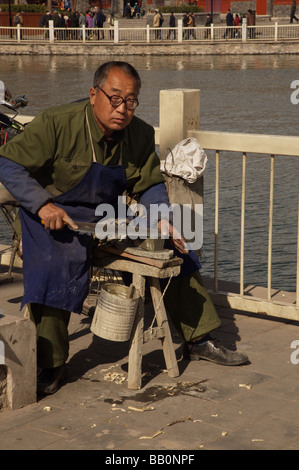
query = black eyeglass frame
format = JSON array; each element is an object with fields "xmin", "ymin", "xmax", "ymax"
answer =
[{"xmin": 95, "ymin": 86, "xmax": 139, "ymax": 110}]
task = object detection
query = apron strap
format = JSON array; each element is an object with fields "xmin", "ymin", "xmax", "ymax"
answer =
[{"xmin": 86, "ymin": 108, "xmax": 97, "ymax": 163}]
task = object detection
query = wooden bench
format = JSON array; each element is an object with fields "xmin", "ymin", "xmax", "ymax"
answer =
[{"xmin": 92, "ymin": 244, "xmax": 182, "ymax": 389}]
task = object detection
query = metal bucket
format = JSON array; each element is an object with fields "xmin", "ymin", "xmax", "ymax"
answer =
[{"xmin": 90, "ymin": 283, "xmax": 139, "ymax": 342}]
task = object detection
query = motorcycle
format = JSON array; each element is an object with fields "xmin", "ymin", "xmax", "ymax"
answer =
[
  {"xmin": 0, "ymin": 80, "xmax": 28, "ymax": 281},
  {"xmin": 0, "ymin": 80, "xmax": 28, "ymax": 146}
]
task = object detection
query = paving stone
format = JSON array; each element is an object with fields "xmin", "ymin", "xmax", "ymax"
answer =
[{"xmin": 1, "ymin": 272, "xmax": 299, "ymax": 450}]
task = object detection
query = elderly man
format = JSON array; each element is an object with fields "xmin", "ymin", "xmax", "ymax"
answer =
[{"xmin": 0, "ymin": 61, "xmax": 248, "ymax": 395}]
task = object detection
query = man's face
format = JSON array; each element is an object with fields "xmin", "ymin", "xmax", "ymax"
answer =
[{"xmin": 90, "ymin": 67, "xmax": 139, "ymax": 136}]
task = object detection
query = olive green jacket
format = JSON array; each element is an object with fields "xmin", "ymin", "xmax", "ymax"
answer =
[{"xmin": 0, "ymin": 99, "xmax": 164, "ymax": 199}]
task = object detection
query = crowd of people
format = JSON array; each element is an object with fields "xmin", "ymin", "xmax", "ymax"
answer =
[
  {"xmin": 38, "ymin": 8, "xmax": 113, "ymax": 40},
  {"xmin": 225, "ymin": 8, "xmax": 255, "ymax": 39},
  {"xmin": 12, "ymin": 6, "xmax": 279, "ymax": 43}
]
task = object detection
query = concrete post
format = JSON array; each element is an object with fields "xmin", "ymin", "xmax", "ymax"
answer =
[
  {"xmin": 114, "ymin": 20, "xmax": 119, "ymax": 43},
  {"xmin": 49, "ymin": 19, "xmax": 54, "ymax": 43},
  {"xmin": 159, "ymin": 89, "xmax": 203, "ymax": 255},
  {"xmin": 178, "ymin": 19, "xmax": 183, "ymax": 43},
  {"xmin": 211, "ymin": 23, "xmax": 214, "ymax": 40},
  {"xmin": 159, "ymin": 88, "xmax": 200, "ymax": 159},
  {"xmin": 146, "ymin": 24, "xmax": 150, "ymax": 43},
  {"xmin": 242, "ymin": 18, "xmax": 247, "ymax": 42},
  {"xmin": 17, "ymin": 24, "xmax": 21, "ymax": 42},
  {"xmin": 274, "ymin": 21, "xmax": 278, "ymax": 41},
  {"xmin": 0, "ymin": 314, "xmax": 36, "ymax": 410}
]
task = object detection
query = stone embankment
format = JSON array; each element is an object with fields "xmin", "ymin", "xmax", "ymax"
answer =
[{"xmin": 1, "ymin": 40, "xmax": 299, "ymax": 56}]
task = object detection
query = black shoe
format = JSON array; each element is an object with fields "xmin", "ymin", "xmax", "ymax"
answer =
[
  {"xmin": 183, "ymin": 337, "xmax": 248, "ymax": 366},
  {"xmin": 37, "ymin": 364, "xmax": 67, "ymax": 395}
]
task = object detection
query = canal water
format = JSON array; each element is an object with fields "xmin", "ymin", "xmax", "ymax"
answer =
[{"xmin": 0, "ymin": 54, "xmax": 298, "ymax": 292}]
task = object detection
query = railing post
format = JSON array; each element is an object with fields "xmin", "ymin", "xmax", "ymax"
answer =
[
  {"xmin": 114, "ymin": 20, "xmax": 119, "ymax": 43},
  {"xmin": 178, "ymin": 18, "xmax": 183, "ymax": 43},
  {"xmin": 296, "ymin": 194, "xmax": 299, "ymax": 307},
  {"xmin": 211, "ymin": 23, "xmax": 214, "ymax": 40},
  {"xmin": 49, "ymin": 19, "xmax": 54, "ymax": 43},
  {"xmin": 82, "ymin": 25, "xmax": 86, "ymax": 43},
  {"xmin": 146, "ymin": 24, "xmax": 150, "ymax": 43},
  {"xmin": 17, "ymin": 24, "xmax": 21, "ymax": 42},
  {"xmin": 159, "ymin": 89, "xmax": 200, "ymax": 159},
  {"xmin": 242, "ymin": 17, "xmax": 247, "ymax": 42},
  {"xmin": 274, "ymin": 21, "xmax": 278, "ymax": 41}
]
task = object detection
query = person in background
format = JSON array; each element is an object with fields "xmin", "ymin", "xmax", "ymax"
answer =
[
  {"xmin": 225, "ymin": 9, "xmax": 234, "ymax": 38},
  {"xmin": 167, "ymin": 12, "xmax": 176, "ymax": 40},
  {"xmin": 204, "ymin": 13, "xmax": 212, "ymax": 39},
  {"xmin": 96, "ymin": 9, "xmax": 105, "ymax": 39},
  {"xmin": 13, "ymin": 12, "xmax": 23, "ymax": 39},
  {"xmin": 153, "ymin": 10, "xmax": 160, "ymax": 39},
  {"xmin": 234, "ymin": 13, "xmax": 240, "ymax": 38},
  {"xmin": 247, "ymin": 9, "xmax": 255, "ymax": 38},
  {"xmin": 108, "ymin": 12, "xmax": 115, "ymax": 39},
  {"xmin": 290, "ymin": 0, "xmax": 299, "ymax": 22}
]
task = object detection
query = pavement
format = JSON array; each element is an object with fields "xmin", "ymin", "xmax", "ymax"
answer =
[{"xmin": 0, "ymin": 266, "xmax": 299, "ymax": 453}]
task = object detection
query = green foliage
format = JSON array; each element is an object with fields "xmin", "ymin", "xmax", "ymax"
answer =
[
  {"xmin": 159, "ymin": 5, "xmax": 204, "ymax": 13},
  {"xmin": 0, "ymin": 4, "xmax": 47, "ymax": 13}
]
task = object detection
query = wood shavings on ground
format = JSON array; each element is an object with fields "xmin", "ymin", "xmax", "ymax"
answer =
[
  {"xmin": 239, "ymin": 383, "xmax": 252, "ymax": 389},
  {"xmin": 139, "ymin": 429, "xmax": 164, "ymax": 439},
  {"xmin": 103, "ymin": 371, "xmax": 127, "ymax": 384},
  {"xmin": 43, "ymin": 406, "xmax": 52, "ymax": 412},
  {"xmin": 167, "ymin": 417, "xmax": 192, "ymax": 426},
  {"xmin": 128, "ymin": 406, "xmax": 154, "ymax": 412}
]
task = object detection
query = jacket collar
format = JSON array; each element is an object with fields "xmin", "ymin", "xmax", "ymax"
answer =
[{"xmin": 87, "ymin": 101, "xmax": 127, "ymax": 147}]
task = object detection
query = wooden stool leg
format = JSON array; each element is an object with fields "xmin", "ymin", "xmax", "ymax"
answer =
[
  {"xmin": 148, "ymin": 277, "xmax": 179, "ymax": 378},
  {"xmin": 128, "ymin": 274, "xmax": 145, "ymax": 389}
]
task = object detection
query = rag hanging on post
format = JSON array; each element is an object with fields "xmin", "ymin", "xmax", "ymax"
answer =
[{"xmin": 160, "ymin": 137, "xmax": 208, "ymax": 254}]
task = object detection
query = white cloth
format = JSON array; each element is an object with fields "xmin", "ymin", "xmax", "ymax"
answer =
[{"xmin": 160, "ymin": 137, "xmax": 208, "ymax": 184}]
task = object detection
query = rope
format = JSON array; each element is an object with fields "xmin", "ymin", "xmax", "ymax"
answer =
[{"xmin": 149, "ymin": 274, "xmax": 173, "ymax": 331}]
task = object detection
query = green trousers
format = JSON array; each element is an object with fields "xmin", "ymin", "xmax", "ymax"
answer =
[
  {"xmin": 29, "ymin": 303, "xmax": 71, "ymax": 369},
  {"xmin": 164, "ymin": 271, "xmax": 221, "ymax": 342},
  {"xmin": 29, "ymin": 271, "xmax": 221, "ymax": 369}
]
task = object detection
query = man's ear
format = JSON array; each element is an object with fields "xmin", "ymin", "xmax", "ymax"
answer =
[{"xmin": 90, "ymin": 87, "xmax": 96, "ymax": 105}]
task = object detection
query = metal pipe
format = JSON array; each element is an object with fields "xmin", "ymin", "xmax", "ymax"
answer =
[
  {"xmin": 240, "ymin": 152, "xmax": 246, "ymax": 295},
  {"xmin": 267, "ymin": 154, "xmax": 275, "ymax": 301},
  {"xmin": 214, "ymin": 150, "xmax": 219, "ymax": 291}
]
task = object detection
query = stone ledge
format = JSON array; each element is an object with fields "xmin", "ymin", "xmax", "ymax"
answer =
[
  {"xmin": 0, "ymin": 314, "xmax": 36, "ymax": 410},
  {"xmin": 1, "ymin": 40, "xmax": 299, "ymax": 55}
]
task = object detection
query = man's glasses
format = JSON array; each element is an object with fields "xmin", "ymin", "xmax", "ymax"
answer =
[{"xmin": 95, "ymin": 86, "xmax": 139, "ymax": 110}]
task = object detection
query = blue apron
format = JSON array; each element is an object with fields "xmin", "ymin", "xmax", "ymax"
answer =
[{"xmin": 19, "ymin": 162, "xmax": 126, "ymax": 314}]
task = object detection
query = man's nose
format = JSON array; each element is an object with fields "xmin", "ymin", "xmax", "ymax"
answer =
[{"xmin": 116, "ymin": 101, "xmax": 127, "ymax": 113}]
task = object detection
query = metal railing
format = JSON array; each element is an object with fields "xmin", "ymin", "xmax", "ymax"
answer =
[
  {"xmin": 154, "ymin": 87, "xmax": 299, "ymax": 321},
  {"xmin": 2, "ymin": 20, "xmax": 299, "ymax": 44},
  {"xmin": 179, "ymin": 130, "xmax": 299, "ymax": 320}
]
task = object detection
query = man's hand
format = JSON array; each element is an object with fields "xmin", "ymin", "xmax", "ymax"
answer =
[
  {"xmin": 158, "ymin": 219, "xmax": 188, "ymax": 255},
  {"xmin": 38, "ymin": 202, "xmax": 78, "ymax": 231}
]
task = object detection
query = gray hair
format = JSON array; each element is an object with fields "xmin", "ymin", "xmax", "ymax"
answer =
[{"xmin": 93, "ymin": 61, "xmax": 141, "ymax": 92}]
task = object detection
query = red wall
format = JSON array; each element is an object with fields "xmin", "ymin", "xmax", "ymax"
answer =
[
  {"xmin": 197, "ymin": 0, "xmax": 292, "ymax": 14},
  {"xmin": 0, "ymin": 12, "xmax": 43, "ymax": 27}
]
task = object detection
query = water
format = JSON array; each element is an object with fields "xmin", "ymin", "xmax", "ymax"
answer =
[{"xmin": 0, "ymin": 54, "xmax": 298, "ymax": 292}]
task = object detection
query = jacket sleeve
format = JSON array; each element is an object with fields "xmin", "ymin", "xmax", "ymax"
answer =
[
  {"xmin": 0, "ymin": 156, "xmax": 53, "ymax": 214},
  {"xmin": 139, "ymin": 182, "xmax": 173, "ymax": 228}
]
